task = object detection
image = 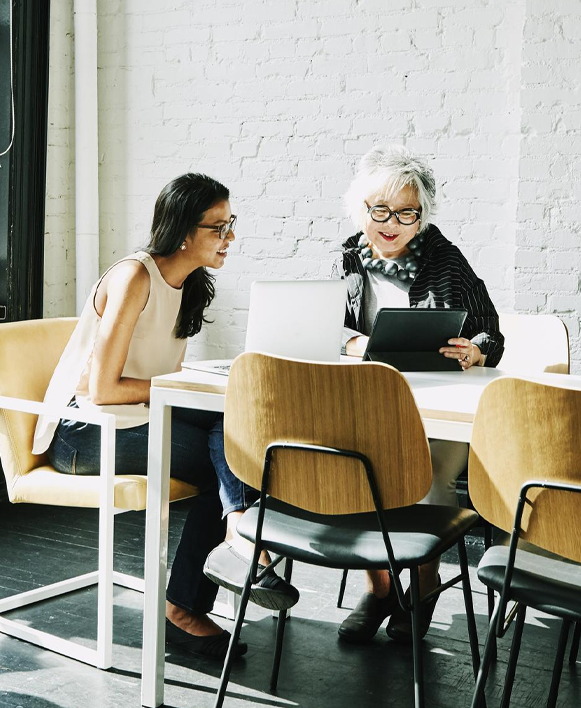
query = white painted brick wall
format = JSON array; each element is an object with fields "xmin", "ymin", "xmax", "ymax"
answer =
[
  {"xmin": 44, "ymin": 0, "xmax": 581, "ymax": 372},
  {"xmin": 517, "ymin": 0, "xmax": 581, "ymax": 368}
]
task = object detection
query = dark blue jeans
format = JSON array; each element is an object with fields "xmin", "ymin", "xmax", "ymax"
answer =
[{"xmin": 49, "ymin": 405, "xmax": 257, "ymax": 615}]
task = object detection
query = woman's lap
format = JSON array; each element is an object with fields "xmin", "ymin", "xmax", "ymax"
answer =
[
  {"xmin": 49, "ymin": 406, "xmax": 221, "ymax": 492},
  {"xmin": 48, "ymin": 404, "xmax": 255, "ymax": 513}
]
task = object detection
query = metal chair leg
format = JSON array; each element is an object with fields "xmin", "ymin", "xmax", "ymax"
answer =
[
  {"xmin": 569, "ymin": 621, "xmax": 580, "ymax": 664},
  {"xmin": 213, "ymin": 568, "xmax": 254, "ymax": 708},
  {"xmin": 547, "ymin": 620, "xmax": 571, "ymax": 708},
  {"xmin": 409, "ymin": 567, "xmax": 425, "ymax": 708},
  {"xmin": 500, "ymin": 604, "xmax": 526, "ymax": 708},
  {"xmin": 482, "ymin": 523, "xmax": 499, "ymax": 667},
  {"xmin": 337, "ymin": 568, "xmax": 348, "ymax": 608},
  {"xmin": 458, "ymin": 538, "xmax": 481, "ymax": 677},
  {"xmin": 471, "ymin": 601, "xmax": 502, "ymax": 708},
  {"xmin": 270, "ymin": 558, "xmax": 294, "ymax": 692},
  {"xmin": 483, "ymin": 524, "xmax": 495, "ymax": 620}
]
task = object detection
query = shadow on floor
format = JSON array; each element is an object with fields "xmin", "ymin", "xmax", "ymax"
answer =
[
  {"xmin": 0, "ymin": 501, "xmax": 579, "ymax": 707},
  {"xmin": 0, "ymin": 694, "xmax": 67, "ymax": 708}
]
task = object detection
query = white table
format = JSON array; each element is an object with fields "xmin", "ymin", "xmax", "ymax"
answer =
[{"xmin": 140, "ymin": 365, "xmax": 581, "ymax": 707}]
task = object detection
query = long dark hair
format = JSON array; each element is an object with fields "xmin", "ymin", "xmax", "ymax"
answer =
[{"xmin": 145, "ymin": 173, "xmax": 229, "ymax": 339}]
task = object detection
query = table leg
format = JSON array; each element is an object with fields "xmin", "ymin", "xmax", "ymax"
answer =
[{"xmin": 141, "ymin": 393, "xmax": 172, "ymax": 708}]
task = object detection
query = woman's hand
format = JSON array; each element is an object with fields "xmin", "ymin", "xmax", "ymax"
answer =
[
  {"xmin": 345, "ymin": 335, "xmax": 369, "ymax": 358},
  {"xmin": 439, "ymin": 338, "xmax": 482, "ymax": 370}
]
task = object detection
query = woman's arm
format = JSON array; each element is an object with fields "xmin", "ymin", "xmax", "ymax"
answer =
[
  {"xmin": 89, "ymin": 261, "xmax": 153, "ymax": 405},
  {"xmin": 425, "ymin": 246, "xmax": 504, "ymax": 368},
  {"xmin": 341, "ymin": 323, "xmax": 367, "ymax": 357},
  {"xmin": 333, "ymin": 249, "xmax": 369, "ymax": 355},
  {"xmin": 439, "ymin": 282, "xmax": 504, "ymax": 368},
  {"xmin": 459, "ymin": 273, "xmax": 504, "ymax": 367}
]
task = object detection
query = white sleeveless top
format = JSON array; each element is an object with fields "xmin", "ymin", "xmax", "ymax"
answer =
[{"xmin": 33, "ymin": 252, "xmax": 186, "ymax": 454}]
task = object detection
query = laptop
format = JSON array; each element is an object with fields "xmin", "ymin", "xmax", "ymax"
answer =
[
  {"xmin": 363, "ymin": 308, "xmax": 468, "ymax": 372},
  {"xmin": 182, "ymin": 280, "xmax": 347, "ymax": 375}
]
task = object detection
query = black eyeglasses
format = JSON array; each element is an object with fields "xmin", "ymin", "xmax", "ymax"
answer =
[
  {"xmin": 197, "ymin": 215, "xmax": 237, "ymax": 240},
  {"xmin": 366, "ymin": 203, "xmax": 421, "ymax": 226}
]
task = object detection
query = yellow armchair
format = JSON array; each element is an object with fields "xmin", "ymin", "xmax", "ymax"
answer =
[{"xmin": 0, "ymin": 317, "xmax": 198, "ymax": 668}]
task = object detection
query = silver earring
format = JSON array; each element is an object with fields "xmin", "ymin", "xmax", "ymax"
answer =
[{"xmin": 180, "ymin": 242, "xmax": 187, "ymax": 250}]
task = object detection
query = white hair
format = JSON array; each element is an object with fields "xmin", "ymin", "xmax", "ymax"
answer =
[{"xmin": 344, "ymin": 145, "xmax": 437, "ymax": 233}]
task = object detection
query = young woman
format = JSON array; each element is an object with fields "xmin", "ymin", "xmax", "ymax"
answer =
[
  {"xmin": 32, "ymin": 173, "xmax": 297, "ymax": 661},
  {"xmin": 334, "ymin": 145, "xmax": 504, "ymax": 644}
]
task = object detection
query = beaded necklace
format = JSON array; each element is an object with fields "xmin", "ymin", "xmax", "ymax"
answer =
[{"xmin": 357, "ymin": 232, "xmax": 425, "ymax": 283}]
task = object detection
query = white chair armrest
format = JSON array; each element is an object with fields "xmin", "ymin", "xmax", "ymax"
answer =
[
  {"xmin": 0, "ymin": 394, "xmax": 117, "ymax": 489},
  {"xmin": 0, "ymin": 394, "xmax": 115, "ymax": 427}
]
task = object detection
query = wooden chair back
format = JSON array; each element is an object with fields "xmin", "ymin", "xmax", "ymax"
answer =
[
  {"xmin": 499, "ymin": 313, "xmax": 569, "ymax": 374},
  {"xmin": 0, "ymin": 318, "xmax": 78, "ymax": 481},
  {"xmin": 469, "ymin": 377, "xmax": 581, "ymax": 563},
  {"xmin": 224, "ymin": 352, "xmax": 432, "ymax": 515}
]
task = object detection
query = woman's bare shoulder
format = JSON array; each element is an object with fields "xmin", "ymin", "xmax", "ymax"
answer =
[
  {"xmin": 95, "ymin": 258, "xmax": 151, "ymax": 315},
  {"xmin": 106, "ymin": 258, "xmax": 150, "ymax": 290}
]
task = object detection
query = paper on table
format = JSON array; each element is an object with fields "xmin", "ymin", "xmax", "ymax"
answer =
[{"xmin": 181, "ymin": 359, "xmax": 233, "ymax": 376}]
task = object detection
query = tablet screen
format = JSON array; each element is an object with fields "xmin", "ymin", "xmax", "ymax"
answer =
[{"xmin": 365, "ymin": 308, "xmax": 468, "ymax": 355}]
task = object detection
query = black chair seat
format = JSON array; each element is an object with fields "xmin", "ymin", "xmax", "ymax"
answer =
[
  {"xmin": 478, "ymin": 544, "xmax": 581, "ymax": 622},
  {"xmin": 238, "ymin": 498, "xmax": 479, "ymax": 569}
]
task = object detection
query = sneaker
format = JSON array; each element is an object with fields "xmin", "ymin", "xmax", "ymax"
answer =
[{"xmin": 204, "ymin": 541, "xmax": 300, "ymax": 611}]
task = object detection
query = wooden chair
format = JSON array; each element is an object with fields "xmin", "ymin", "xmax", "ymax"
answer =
[
  {"xmin": 498, "ymin": 313, "xmax": 570, "ymax": 374},
  {"xmin": 0, "ymin": 318, "xmax": 198, "ymax": 668},
  {"xmin": 447, "ymin": 312, "xmax": 571, "ymax": 624},
  {"xmin": 469, "ymin": 377, "xmax": 581, "ymax": 708},
  {"xmin": 214, "ymin": 352, "xmax": 481, "ymax": 708}
]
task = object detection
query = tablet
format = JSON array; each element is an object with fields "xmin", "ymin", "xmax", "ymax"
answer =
[{"xmin": 363, "ymin": 308, "xmax": 468, "ymax": 372}]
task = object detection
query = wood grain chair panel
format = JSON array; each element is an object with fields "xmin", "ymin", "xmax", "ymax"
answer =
[
  {"xmin": 225, "ymin": 352, "xmax": 432, "ymax": 515},
  {"xmin": 469, "ymin": 377, "xmax": 581, "ymax": 563}
]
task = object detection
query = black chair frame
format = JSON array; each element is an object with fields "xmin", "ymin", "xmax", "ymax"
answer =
[
  {"xmin": 337, "ymin": 472, "xmax": 497, "ymax": 621},
  {"xmin": 215, "ymin": 441, "xmax": 481, "ymax": 708},
  {"xmin": 472, "ymin": 479, "xmax": 581, "ymax": 708}
]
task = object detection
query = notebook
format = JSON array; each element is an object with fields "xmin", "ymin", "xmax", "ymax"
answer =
[
  {"xmin": 182, "ymin": 279, "xmax": 348, "ymax": 375},
  {"xmin": 363, "ymin": 308, "xmax": 468, "ymax": 372}
]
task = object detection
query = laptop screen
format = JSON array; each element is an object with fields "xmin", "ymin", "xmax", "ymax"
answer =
[{"xmin": 244, "ymin": 280, "xmax": 347, "ymax": 362}]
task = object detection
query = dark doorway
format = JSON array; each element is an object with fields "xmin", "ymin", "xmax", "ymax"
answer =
[
  {"xmin": 0, "ymin": 0, "xmax": 11, "ymax": 320},
  {"xmin": 0, "ymin": 0, "xmax": 51, "ymax": 502},
  {"xmin": 0, "ymin": 0, "xmax": 50, "ymax": 324}
]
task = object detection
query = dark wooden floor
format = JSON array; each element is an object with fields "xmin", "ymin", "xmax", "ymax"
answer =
[{"xmin": 0, "ymin": 500, "xmax": 579, "ymax": 708}]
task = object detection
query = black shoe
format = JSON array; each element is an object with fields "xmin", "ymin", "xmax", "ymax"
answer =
[
  {"xmin": 165, "ymin": 618, "xmax": 247, "ymax": 660},
  {"xmin": 203, "ymin": 541, "xmax": 300, "ymax": 611},
  {"xmin": 386, "ymin": 576, "xmax": 441, "ymax": 644},
  {"xmin": 338, "ymin": 590, "xmax": 399, "ymax": 644}
]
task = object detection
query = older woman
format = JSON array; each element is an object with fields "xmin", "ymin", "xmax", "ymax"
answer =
[{"xmin": 334, "ymin": 145, "xmax": 504, "ymax": 645}]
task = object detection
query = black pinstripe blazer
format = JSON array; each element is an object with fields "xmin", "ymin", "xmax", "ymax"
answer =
[{"xmin": 333, "ymin": 225, "xmax": 505, "ymax": 367}]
